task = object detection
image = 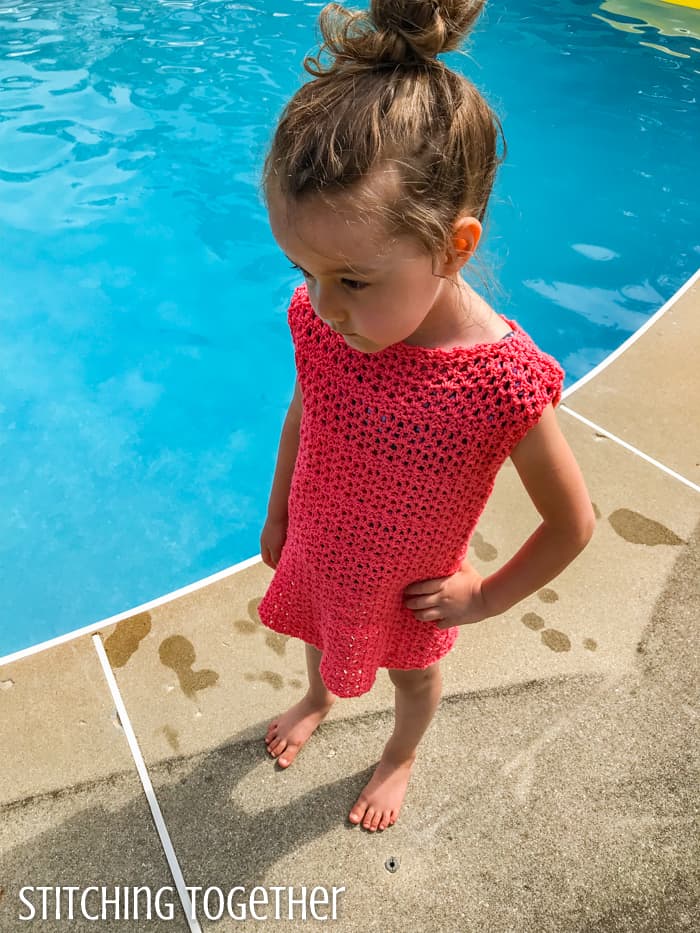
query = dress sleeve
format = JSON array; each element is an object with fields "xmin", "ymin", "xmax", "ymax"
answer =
[
  {"xmin": 286, "ymin": 284, "xmax": 314, "ymax": 383},
  {"xmin": 496, "ymin": 341, "xmax": 565, "ymax": 456}
]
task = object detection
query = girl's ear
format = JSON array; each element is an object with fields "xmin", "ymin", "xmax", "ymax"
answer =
[{"xmin": 437, "ymin": 215, "xmax": 483, "ymax": 274}]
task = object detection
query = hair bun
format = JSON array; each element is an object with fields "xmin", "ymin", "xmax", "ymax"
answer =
[
  {"xmin": 307, "ymin": 0, "xmax": 486, "ymax": 75},
  {"xmin": 371, "ymin": 0, "xmax": 486, "ymax": 62}
]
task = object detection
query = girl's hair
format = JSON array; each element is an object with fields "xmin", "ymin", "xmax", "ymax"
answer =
[{"xmin": 261, "ymin": 0, "xmax": 506, "ymax": 271}]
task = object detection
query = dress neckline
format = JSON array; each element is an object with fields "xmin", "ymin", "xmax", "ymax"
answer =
[{"xmin": 392, "ymin": 315, "xmax": 519, "ymax": 356}]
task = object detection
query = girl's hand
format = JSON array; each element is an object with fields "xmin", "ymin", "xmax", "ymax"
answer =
[
  {"xmin": 402, "ymin": 557, "xmax": 489, "ymax": 629},
  {"xmin": 260, "ymin": 515, "xmax": 288, "ymax": 569}
]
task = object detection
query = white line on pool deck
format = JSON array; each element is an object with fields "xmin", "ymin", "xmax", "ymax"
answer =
[
  {"xmin": 562, "ymin": 266, "xmax": 699, "ymax": 399},
  {"xmin": 1, "ymin": 268, "xmax": 698, "ymax": 670},
  {"xmin": 559, "ymin": 406, "xmax": 700, "ymax": 494},
  {"xmin": 92, "ymin": 633, "xmax": 203, "ymax": 933}
]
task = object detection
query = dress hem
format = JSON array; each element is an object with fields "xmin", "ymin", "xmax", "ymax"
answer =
[{"xmin": 257, "ymin": 614, "xmax": 459, "ymax": 699}]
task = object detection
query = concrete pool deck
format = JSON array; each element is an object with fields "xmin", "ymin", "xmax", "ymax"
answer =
[{"xmin": 1, "ymin": 276, "xmax": 698, "ymax": 932}]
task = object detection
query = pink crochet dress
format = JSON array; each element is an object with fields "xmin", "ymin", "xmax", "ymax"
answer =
[{"xmin": 258, "ymin": 284, "xmax": 564, "ymax": 698}]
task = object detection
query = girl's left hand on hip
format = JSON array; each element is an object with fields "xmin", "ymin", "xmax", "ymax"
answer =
[{"xmin": 402, "ymin": 557, "xmax": 489, "ymax": 629}]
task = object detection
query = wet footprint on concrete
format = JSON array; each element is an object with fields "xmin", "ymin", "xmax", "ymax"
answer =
[
  {"xmin": 232, "ymin": 598, "xmax": 265, "ymax": 634},
  {"xmin": 231, "ymin": 599, "xmax": 290, "ymax": 659},
  {"xmin": 159, "ymin": 635, "xmax": 219, "ymax": 699},
  {"xmin": 245, "ymin": 670, "xmax": 284, "ymax": 690},
  {"xmin": 522, "ymin": 612, "xmax": 545, "ymax": 631},
  {"xmin": 161, "ymin": 725, "xmax": 180, "ymax": 753},
  {"xmin": 521, "ymin": 612, "xmax": 571, "ymax": 652},
  {"xmin": 541, "ymin": 629, "xmax": 571, "ymax": 652},
  {"xmin": 521, "ymin": 592, "xmax": 581, "ymax": 653},
  {"xmin": 608, "ymin": 508, "xmax": 684, "ymax": 546},
  {"xmin": 249, "ymin": 597, "xmax": 263, "ymax": 622},
  {"xmin": 470, "ymin": 531, "xmax": 498, "ymax": 562},
  {"xmin": 265, "ymin": 631, "xmax": 288, "ymax": 656},
  {"xmin": 104, "ymin": 612, "xmax": 152, "ymax": 668},
  {"xmin": 244, "ymin": 672, "xmax": 304, "ymax": 690}
]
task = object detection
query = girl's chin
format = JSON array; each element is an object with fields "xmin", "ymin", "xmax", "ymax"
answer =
[
  {"xmin": 341, "ymin": 332, "xmax": 393, "ymax": 354},
  {"xmin": 344, "ymin": 333, "xmax": 381, "ymax": 353},
  {"xmin": 343, "ymin": 332, "xmax": 364, "ymax": 346}
]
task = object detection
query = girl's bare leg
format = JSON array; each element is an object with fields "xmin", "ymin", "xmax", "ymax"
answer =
[
  {"xmin": 349, "ymin": 662, "xmax": 442, "ymax": 831},
  {"xmin": 265, "ymin": 643, "xmax": 336, "ymax": 768}
]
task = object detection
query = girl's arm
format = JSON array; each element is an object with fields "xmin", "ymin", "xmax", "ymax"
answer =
[
  {"xmin": 480, "ymin": 404, "xmax": 596, "ymax": 618},
  {"xmin": 265, "ymin": 379, "xmax": 303, "ymax": 523}
]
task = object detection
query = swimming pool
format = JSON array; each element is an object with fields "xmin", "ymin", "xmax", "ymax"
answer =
[{"xmin": 0, "ymin": 0, "xmax": 698, "ymax": 658}]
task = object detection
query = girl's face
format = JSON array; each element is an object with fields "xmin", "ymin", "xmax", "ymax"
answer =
[{"xmin": 267, "ymin": 179, "xmax": 464, "ymax": 354}]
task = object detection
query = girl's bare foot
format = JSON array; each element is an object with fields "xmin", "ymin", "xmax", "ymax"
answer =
[
  {"xmin": 348, "ymin": 748, "xmax": 416, "ymax": 831},
  {"xmin": 265, "ymin": 692, "xmax": 335, "ymax": 768}
]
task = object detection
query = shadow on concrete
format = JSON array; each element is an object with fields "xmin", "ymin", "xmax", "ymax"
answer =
[{"xmin": 2, "ymin": 521, "xmax": 698, "ymax": 932}]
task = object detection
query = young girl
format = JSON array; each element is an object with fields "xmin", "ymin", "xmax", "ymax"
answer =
[{"xmin": 257, "ymin": 0, "xmax": 595, "ymax": 833}]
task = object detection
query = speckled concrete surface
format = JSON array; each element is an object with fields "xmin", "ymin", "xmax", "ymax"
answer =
[
  {"xmin": 1, "ymin": 278, "xmax": 698, "ymax": 932},
  {"xmin": 0, "ymin": 639, "xmax": 130, "ymax": 806},
  {"xmin": 566, "ymin": 279, "xmax": 699, "ymax": 484},
  {"xmin": 0, "ymin": 640, "xmax": 190, "ymax": 931}
]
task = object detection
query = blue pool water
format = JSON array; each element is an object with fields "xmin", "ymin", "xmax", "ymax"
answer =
[{"xmin": 0, "ymin": 0, "xmax": 698, "ymax": 658}]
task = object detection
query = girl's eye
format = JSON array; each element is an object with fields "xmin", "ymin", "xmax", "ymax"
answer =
[
  {"xmin": 342, "ymin": 278, "xmax": 368, "ymax": 291},
  {"xmin": 289, "ymin": 262, "xmax": 313, "ymax": 278},
  {"xmin": 289, "ymin": 262, "xmax": 368, "ymax": 291}
]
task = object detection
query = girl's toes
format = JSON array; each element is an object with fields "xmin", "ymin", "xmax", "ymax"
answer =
[
  {"xmin": 368, "ymin": 810, "xmax": 383, "ymax": 832},
  {"xmin": 348, "ymin": 800, "xmax": 367, "ymax": 825},
  {"xmin": 277, "ymin": 742, "xmax": 301, "ymax": 768},
  {"xmin": 362, "ymin": 808, "xmax": 377, "ymax": 830},
  {"xmin": 268, "ymin": 738, "xmax": 287, "ymax": 758}
]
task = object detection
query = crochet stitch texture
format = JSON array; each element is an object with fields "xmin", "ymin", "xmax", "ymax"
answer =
[{"xmin": 258, "ymin": 284, "xmax": 564, "ymax": 697}]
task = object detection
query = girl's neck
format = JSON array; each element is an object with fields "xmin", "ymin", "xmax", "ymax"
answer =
[{"xmin": 402, "ymin": 277, "xmax": 505, "ymax": 351}]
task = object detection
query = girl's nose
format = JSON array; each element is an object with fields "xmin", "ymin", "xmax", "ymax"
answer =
[{"xmin": 313, "ymin": 282, "xmax": 346, "ymax": 327}]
